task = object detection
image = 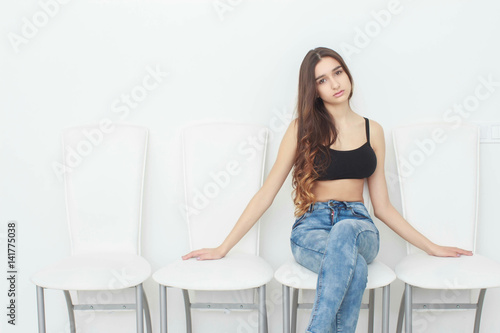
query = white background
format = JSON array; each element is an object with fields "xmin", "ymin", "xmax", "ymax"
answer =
[{"xmin": 1, "ymin": 0, "xmax": 500, "ymax": 332}]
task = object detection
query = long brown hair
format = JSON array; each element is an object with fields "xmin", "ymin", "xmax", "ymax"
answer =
[{"xmin": 291, "ymin": 47, "xmax": 354, "ymax": 217}]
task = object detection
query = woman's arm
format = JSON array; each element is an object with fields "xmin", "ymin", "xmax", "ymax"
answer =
[
  {"xmin": 182, "ymin": 119, "xmax": 299, "ymax": 260},
  {"xmin": 366, "ymin": 120, "xmax": 472, "ymax": 257}
]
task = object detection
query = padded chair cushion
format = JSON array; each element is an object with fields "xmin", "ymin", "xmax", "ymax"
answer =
[
  {"xmin": 31, "ymin": 253, "xmax": 151, "ymax": 290},
  {"xmin": 153, "ymin": 252, "xmax": 273, "ymax": 290},
  {"xmin": 274, "ymin": 259, "xmax": 396, "ymax": 290},
  {"xmin": 395, "ymin": 253, "xmax": 500, "ymax": 289}
]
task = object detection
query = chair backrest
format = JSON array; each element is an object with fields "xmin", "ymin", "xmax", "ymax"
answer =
[
  {"xmin": 393, "ymin": 122, "xmax": 479, "ymax": 254},
  {"xmin": 182, "ymin": 122, "xmax": 268, "ymax": 255},
  {"xmin": 63, "ymin": 124, "xmax": 148, "ymax": 256}
]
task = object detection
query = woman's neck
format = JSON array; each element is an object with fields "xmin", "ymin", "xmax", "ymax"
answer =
[{"xmin": 324, "ymin": 102, "xmax": 353, "ymax": 123}]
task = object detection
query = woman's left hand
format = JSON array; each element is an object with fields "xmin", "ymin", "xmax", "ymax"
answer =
[
  {"xmin": 181, "ymin": 246, "xmax": 227, "ymax": 261},
  {"xmin": 428, "ymin": 244, "xmax": 473, "ymax": 257}
]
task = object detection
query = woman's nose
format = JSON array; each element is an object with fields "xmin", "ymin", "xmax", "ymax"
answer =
[{"xmin": 331, "ymin": 79, "xmax": 340, "ymax": 89}]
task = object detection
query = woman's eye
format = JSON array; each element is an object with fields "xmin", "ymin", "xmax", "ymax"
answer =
[
  {"xmin": 318, "ymin": 78, "xmax": 326, "ymax": 84},
  {"xmin": 335, "ymin": 70, "xmax": 343, "ymax": 75}
]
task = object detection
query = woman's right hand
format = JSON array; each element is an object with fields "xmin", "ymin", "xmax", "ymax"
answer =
[{"xmin": 181, "ymin": 246, "xmax": 227, "ymax": 261}]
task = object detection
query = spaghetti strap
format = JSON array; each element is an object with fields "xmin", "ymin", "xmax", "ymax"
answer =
[{"xmin": 364, "ymin": 117, "xmax": 370, "ymax": 144}]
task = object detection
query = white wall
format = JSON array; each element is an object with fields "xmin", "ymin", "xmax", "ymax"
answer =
[{"xmin": 1, "ymin": 0, "xmax": 500, "ymax": 332}]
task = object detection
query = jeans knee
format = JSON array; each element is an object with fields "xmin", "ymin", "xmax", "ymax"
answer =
[{"xmin": 332, "ymin": 220, "xmax": 358, "ymax": 237}]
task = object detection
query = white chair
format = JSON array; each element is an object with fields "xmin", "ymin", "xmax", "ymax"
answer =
[
  {"xmin": 393, "ymin": 121, "xmax": 500, "ymax": 333},
  {"xmin": 274, "ymin": 185, "xmax": 396, "ymax": 333},
  {"xmin": 31, "ymin": 124, "xmax": 152, "ymax": 333},
  {"xmin": 153, "ymin": 122, "xmax": 274, "ymax": 333}
]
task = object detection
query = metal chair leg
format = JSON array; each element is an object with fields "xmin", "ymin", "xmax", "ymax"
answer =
[
  {"xmin": 258, "ymin": 285, "xmax": 268, "ymax": 333},
  {"xmin": 143, "ymin": 290, "xmax": 152, "ymax": 333},
  {"xmin": 291, "ymin": 288, "xmax": 298, "ymax": 333},
  {"xmin": 382, "ymin": 285, "xmax": 390, "ymax": 333},
  {"xmin": 282, "ymin": 285, "xmax": 290, "ymax": 333},
  {"xmin": 396, "ymin": 290, "xmax": 404, "ymax": 333},
  {"xmin": 368, "ymin": 289, "xmax": 375, "ymax": 333},
  {"xmin": 136, "ymin": 284, "xmax": 144, "ymax": 333},
  {"xmin": 473, "ymin": 289, "xmax": 487, "ymax": 333},
  {"xmin": 160, "ymin": 285, "xmax": 167, "ymax": 333},
  {"xmin": 404, "ymin": 284, "xmax": 412, "ymax": 333},
  {"xmin": 63, "ymin": 290, "xmax": 76, "ymax": 333},
  {"xmin": 37, "ymin": 286, "xmax": 46, "ymax": 333},
  {"xmin": 182, "ymin": 289, "xmax": 192, "ymax": 333}
]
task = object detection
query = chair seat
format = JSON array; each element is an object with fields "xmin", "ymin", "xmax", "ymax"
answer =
[
  {"xmin": 153, "ymin": 252, "xmax": 273, "ymax": 291},
  {"xmin": 395, "ymin": 253, "xmax": 500, "ymax": 289},
  {"xmin": 274, "ymin": 258, "xmax": 396, "ymax": 290},
  {"xmin": 31, "ymin": 253, "xmax": 151, "ymax": 290}
]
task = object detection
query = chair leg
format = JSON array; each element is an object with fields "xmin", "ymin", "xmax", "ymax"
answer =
[
  {"xmin": 143, "ymin": 290, "xmax": 152, "ymax": 333},
  {"xmin": 182, "ymin": 289, "xmax": 192, "ymax": 333},
  {"xmin": 258, "ymin": 285, "xmax": 268, "ymax": 333},
  {"xmin": 63, "ymin": 290, "xmax": 76, "ymax": 333},
  {"xmin": 36, "ymin": 286, "xmax": 46, "ymax": 333},
  {"xmin": 396, "ymin": 290, "xmax": 405, "ymax": 333},
  {"xmin": 368, "ymin": 289, "xmax": 375, "ymax": 333},
  {"xmin": 291, "ymin": 288, "xmax": 298, "ymax": 333},
  {"xmin": 382, "ymin": 285, "xmax": 390, "ymax": 333},
  {"xmin": 473, "ymin": 289, "xmax": 487, "ymax": 333},
  {"xmin": 136, "ymin": 284, "xmax": 145, "ymax": 333},
  {"xmin": 160, "ymin": 285, "xmax": 168, "ymax": 333},
  {"xmin": 404, "ymin": 284, "xmax": 412, "ymax": 333},
  {"xmin": 282, "ymin": 285, "xmax": 290, "ymax": 333}
]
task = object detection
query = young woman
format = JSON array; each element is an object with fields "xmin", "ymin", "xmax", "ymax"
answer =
[{"xmin": 182, "ymin": 47, "xmax": 472, "ymax": 332}]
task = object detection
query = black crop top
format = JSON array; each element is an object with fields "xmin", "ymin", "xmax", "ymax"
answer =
[{"xmin": 314, "ymin": 117, "xmax": 377, "ymax": 181}]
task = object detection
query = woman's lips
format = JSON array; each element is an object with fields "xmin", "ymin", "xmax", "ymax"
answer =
[{"xmin": 334, "ymin": 90, "xmax": 344, "ymax": 97}]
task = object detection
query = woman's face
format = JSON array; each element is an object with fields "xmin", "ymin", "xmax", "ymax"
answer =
[{"xmin": 314, "ymin": 56, "xmax": 351, "ymax": 107}]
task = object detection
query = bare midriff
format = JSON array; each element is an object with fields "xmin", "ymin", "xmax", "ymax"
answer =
[{"xmin": 311, "ymin": 178, "xmax": 365, "ymax": 203}]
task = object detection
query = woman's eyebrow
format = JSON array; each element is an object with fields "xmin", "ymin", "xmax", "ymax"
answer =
[{"xmin": 315, "ymin": 65, "xmax": 342, "ymax": 80}]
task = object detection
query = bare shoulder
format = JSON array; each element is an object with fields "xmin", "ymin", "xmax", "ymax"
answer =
[
  {"xmin": 368, "ymin": 119, "xmax": 384, "ymax": 139},
  {"xmin": 285, "ymin": 118, "xmax": 299, "ymax": 142},
  {"xmin": 279, "ymin": 118, "xmax": 299, "ymax": 153},
  {"xmin": 367, "ymin": 119, "xmax": 385, "ymax": 153},
  {"xmin": 368, "ymin": 118, "xmax": 383, "ymax": 134}
]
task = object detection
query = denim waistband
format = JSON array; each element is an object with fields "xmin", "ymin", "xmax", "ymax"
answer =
[{"xmin": 308, "ymin": 200, "xmax": 365, "ymax": 212}]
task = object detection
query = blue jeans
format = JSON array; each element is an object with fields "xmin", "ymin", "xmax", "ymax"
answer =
[{"xmin": 290, "ymin": 200, "xmax": 379, "ymax": 333}]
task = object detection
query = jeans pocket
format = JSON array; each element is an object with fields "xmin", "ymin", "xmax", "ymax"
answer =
[
  {"xmin": 292, "ymin": 212, "xmax": 309, "ymax": 229},
  {"xmin": 350, "ymin": 206, "xmax": 370, "ymax": 220}
]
